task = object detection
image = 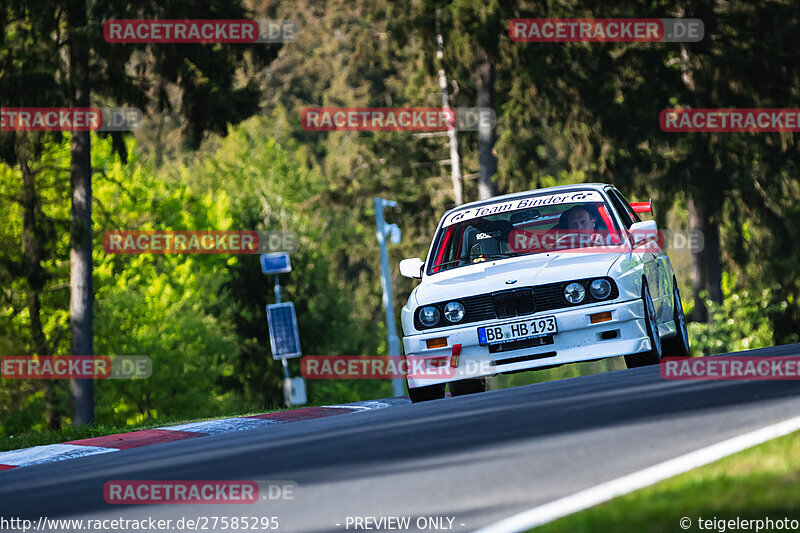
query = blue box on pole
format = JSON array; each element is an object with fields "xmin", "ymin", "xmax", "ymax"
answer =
[{"xmin": 261, "ymin": 252, "xmax": 291, "ymax": 275}]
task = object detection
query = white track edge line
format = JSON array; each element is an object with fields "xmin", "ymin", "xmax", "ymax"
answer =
[{"xmin": 474, "ymin": 414, "xmax": 800, "ymax": 533}]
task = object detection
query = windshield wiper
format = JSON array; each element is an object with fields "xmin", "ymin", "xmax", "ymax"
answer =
[
  {"xmin": 432, "ymin": 252, "xmax": 526, "ymax": 271},
  {"xmin": 476, "ymin": 252, "xmax": 526, "ymax": 259},
  {"xmin": 431, "ymin": 259, "xmax": 465, "ymax": 269}
]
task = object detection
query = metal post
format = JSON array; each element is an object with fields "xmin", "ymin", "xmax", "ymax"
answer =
[
  {"xmin": 274, "ymin": 275, "xmax": 290, "ymax": 380},
  {"xmin": 375, "ymin": 198, "xmax": 405, "ymax": 398},
  {"xmin": 281, "ymin": 355, "xmax": 290, "ymax": 380}
]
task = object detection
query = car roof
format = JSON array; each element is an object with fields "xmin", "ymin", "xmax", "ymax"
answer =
[{"xmin": 442, "ymin": 182, "xmax": 613, "ymax": 217}]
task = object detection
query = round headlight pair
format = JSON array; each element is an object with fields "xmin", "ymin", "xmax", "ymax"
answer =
[
  {"xmin": 563, "ymin": 279, "xmax": 613, "ymax": 304},
  {"xmin": 419, "ymin": 301, "xmax": 465, "ymax": 327}
]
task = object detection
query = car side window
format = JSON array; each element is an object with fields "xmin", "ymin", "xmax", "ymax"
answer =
[
  {"xmin": 606, "ymin": 189, "xmax": 635, "ymax": 229},
  {"xmin": 612, "ymin": 189, "xmax": 642, "ymax": 225}
]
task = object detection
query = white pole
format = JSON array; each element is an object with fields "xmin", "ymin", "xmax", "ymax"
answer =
[
  {"xmin": 375, "ymin": 198, "xmax": 405, "ymax": 397},
  {"xmin": 437, "ymin": 8, "xmax": 463, "ymax": 206}
]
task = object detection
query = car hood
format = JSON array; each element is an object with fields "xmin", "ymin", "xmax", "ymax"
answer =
[{"xmin": 414, "ymin": 251, "xmax": 625, "ymax": 305}]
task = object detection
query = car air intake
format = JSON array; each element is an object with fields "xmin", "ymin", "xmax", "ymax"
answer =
[
  {"xmin": 513, "ymin": 289, "xmax": 535, "ymax": 315},
  {"xmin": 492, "ymin": 289, "xmax": 535, "ymax": 318},
  {"xmin": 489, "ymin": 335, "xmax": 554, "ymax": 354},
  {"xmin": 492, "ymin": 291, "xmax": 516, "ymax": 318},
  {"xmin": 491, "ymin": 350, "xmax": 557, "ymax": 365}
]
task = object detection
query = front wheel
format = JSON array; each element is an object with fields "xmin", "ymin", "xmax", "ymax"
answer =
[
  {"xmin": 663, "ymin": 283, "xmax": 690, "ymax": 356},
  {"xmin": 625, "ymin": 283, "xmax": 663, "ymax": 368},
  {"xmin": 407, "ymin": 380, "xmax": 446, "ymax": 403}
]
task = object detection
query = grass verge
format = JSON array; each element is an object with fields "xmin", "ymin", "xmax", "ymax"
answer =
[
  {"xmin": 0, "ymin": 406, "xmax": 301, "ymax": 453},
  {"xmin": 533, "ymin": 430, "xmax": 800, "ymax": 532}
]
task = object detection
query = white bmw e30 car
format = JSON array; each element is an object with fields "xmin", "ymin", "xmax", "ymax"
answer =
[{"xmin": 399, "ymin": 183, "xmax": 690, "ymax": 403}]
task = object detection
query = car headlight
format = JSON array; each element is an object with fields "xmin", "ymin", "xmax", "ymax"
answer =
[
  {"xmin": 443, "ymin": 301, "xmax": 465, "ymax": 323},
  {"xmin": 590, "ymin": 278, "xmax": 612, "ymax": 300},
  {"xmin": 419, "ymin": 306, "xmax": 441, "ymax": 327},
  {"xmin": 564, "ymin": 282, "xmax": 586, "ymax": 304}
]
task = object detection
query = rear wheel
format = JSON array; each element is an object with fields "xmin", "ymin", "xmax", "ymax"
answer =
[
  {"xmin": 407, "ymin": 380, "xmax": 446, "ymax": 403},
  {"xmin": 663, "ymin": 283, "xmax": 690, "ymax": 356},
  {"xmin": 449, "ymin": 378, "xmax": 486, "ymax": 396},
  {"xmin": 624, "ymin": 283, "xmax": 663, "ymax": 368}
]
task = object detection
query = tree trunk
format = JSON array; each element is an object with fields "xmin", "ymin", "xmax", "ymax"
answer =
[
  {"xmin": 436, "ymin": 8, "xmax": 462, "ymax": 206},
  {"xmin": 20, "ymin": 159, "xmax": 48, "ymax": 356},
  {"xmin": 704, "ymin": 215, "xmax": 723, "ymax": 306},
  {"xmin": 688, "ymin": 196, "xmax": 723, "ymax": 323},
  {"xmin": 68, "ymin": 0, "xmax": 94, "ymax": 426},
  {"xmin": 679, "ymin": 35, "xmax": 723, "ymax": 324},
  {"xmin": 20, "ymin": 157, "xmax": 60, "ymax": 430},
  {"xmin": 476, "ymin": 47, "xmax": 498, "ymax": 200},
  {"xmin": 688, "ymin": 198, "xmax": 708, "ymax": 322},
  {"xmin": 437, "ymin": 53, "xmax": 462, "ymax": 203}
]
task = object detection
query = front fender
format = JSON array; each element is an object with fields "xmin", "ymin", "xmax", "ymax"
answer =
[{"xmin": 608, "ymin": 252, "xmax": 645, "ymax": 301}]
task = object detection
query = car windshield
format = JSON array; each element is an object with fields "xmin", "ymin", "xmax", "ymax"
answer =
[{"xmin": 428, "ymin": 191, "xmax": 624, "ymax": 274}]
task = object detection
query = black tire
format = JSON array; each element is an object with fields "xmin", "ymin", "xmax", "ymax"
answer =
[
  {"xmin": 449, "ymin": 378, "xmax": 486, "ymax": 396},
  {"xmin": 624, "ymin": 283, "xmax": 663, "ymax": 368},
  {"xmin": 662, "ymin": 282, "xmax": 690, "ymax": 356},
  {"xmin": 407, "ymin": 380, "xmax": 446, "ymax": 403}
]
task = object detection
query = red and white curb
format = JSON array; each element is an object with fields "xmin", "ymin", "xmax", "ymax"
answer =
[
  {"xmin": 0, "ymin": 443, "xmax": 121, "ymax": 469},
  {"xmin": 0, "ymin": 397, "xmax": 409, "ymax": 471}
]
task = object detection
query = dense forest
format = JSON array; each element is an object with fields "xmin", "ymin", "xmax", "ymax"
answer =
[{"xmin": 2, "ymin": 0, "xmax": 799, "ymax": 436}]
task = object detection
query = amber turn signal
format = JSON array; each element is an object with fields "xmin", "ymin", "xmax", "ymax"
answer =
[
  {"xmin": 590, "ymin": 311, "xmax": 613, "ymax": 324},
  {"xmin": 425, "ymin": 337, "xmax": 448, "ymax": 349}
]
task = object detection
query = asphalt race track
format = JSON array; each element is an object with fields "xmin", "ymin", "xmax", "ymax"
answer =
[{"xmin": 2, "ymin": 344, "xmax": 800, "ymax": 533}]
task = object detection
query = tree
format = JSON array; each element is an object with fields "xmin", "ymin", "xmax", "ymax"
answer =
[
  {"xmin": 1, "ymin": 4, "xmax": 73, "ymax": 428},
  {"xmin": 1, "ymin": 0, "xmax": 281, "ymax": 424},
  {"xmin": 409, "ymin": 0, "xmax": 507, "ymax": 199}
]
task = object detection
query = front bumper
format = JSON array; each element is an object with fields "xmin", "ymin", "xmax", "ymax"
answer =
[{"xmin": 403, "ymin": 298, "xmax": 650, "ymax": 388}]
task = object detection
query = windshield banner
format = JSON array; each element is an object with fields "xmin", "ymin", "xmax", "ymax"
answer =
[{"xmin": 442, "ymin": 190, "xmax": 604, "ymax": 227}]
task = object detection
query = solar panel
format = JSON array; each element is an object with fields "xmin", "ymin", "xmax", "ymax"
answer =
[
  {"xmin": 261, "ymin": 253, "xmax": 292, "ymax": 274},
  {"xmin": 266, "ymin": 303, "xmax": 301, "ymax": 359}
]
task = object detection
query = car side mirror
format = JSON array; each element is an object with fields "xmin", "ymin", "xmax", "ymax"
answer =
[
  {"xmin": 629, "ymin": 220, "xmax": 658, "ymax": 248},
  {"xmin": 399, "ymin": 257, "xmax": 424, "ymax": 279}
]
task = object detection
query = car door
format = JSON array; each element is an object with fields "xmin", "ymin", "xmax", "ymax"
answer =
[
  {"xmin": 605, "ymin": 188, "xmax": 662, "ymax": 315},
  {"xmin": 613, "ymin": 188, "xmax": 671, "ymax": 319}
]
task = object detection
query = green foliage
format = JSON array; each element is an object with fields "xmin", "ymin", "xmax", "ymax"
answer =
[
  {"xmin": 1, "ymin": 120, "xmax": 401, "ymax": 436},
  {"xmin": 687, "ymin": 274, "xmax": 786, "ymax": 356}
]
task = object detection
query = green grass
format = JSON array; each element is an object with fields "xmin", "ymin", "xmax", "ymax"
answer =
[
  {"xmin": 491, "ymin": 356, "xmax": 627, "ymax": 391},
  {"xmin": 532, "ymin": 430, "xmax": 800, "ymax": 532},
  {"xmin": 0, "ymin": 407, "xmax": 299, "ymax": 453}
]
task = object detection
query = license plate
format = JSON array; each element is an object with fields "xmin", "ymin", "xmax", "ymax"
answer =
[{"xmin": 478, "ymin": 316, "xmax": 557, "ymax": 345}]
